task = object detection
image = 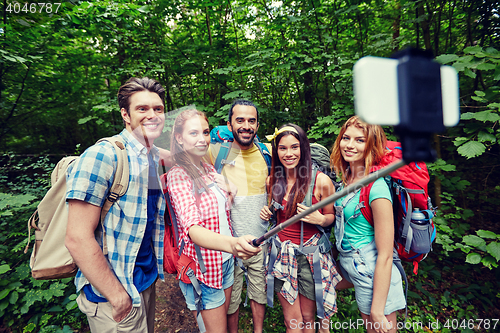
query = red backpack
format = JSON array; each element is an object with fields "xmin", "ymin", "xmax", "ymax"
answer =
[
  {"xmin": 159, "ymin": 174, "xmax": 206, "ymax": 283},
  {"xmin": 359, "ymin": 141, "xmax": 436, "ymax": 275},
  {"xmin": 160, "ymin": 173, "xmax": 207, "ymax": 331}
]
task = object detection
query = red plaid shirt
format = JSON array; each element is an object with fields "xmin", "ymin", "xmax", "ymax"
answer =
[{"xmin": 166, "ymin": 162, "xmax": 232, "ymax": 289}]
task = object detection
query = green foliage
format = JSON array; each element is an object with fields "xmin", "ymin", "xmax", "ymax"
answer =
[
  {"xmin": 308, "ymin": 103, "xmax": 355, "ymax": 147},
  {"xmin": 427, "ymin": 155, "xmax": 500, "ymax": 271},
  {"xmin": 434, "ymin": 191, "xmax": 500, "ymax": 270},
  {"xmin": 0, "ymin": 157, "xmax": 85, "ymax": 332},
  {"xmin": 0, "ymin": 193, "xmax": 36, "ymax": 216},
  {"xmin": 1, "ymin": 0, "xmax": 499, "ymax": 331},
  {"xmin": 463, "ymin": 231, "xmax": 500, "ymax": 268},
  {"xmin": 437, "ymin": 46, "xmax": 500, "ymax": 159}
]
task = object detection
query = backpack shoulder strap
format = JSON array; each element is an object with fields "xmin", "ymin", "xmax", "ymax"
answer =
[
  {"xmin": 300, "ymin": 166, "xmax": 332, "ymax": 242},
  {"xmin": 255, "ymin": 141, "xmax": 272, "ymax": 174},
  {"xmin": 359, "ymin": 182, "xmax": 375, "ymax": 226},
  {"xmin": 359, "ymin": 176, "xmax": 394, "ymax": 227},
  {"xmin": 96, "ymin": 136, "xmax": 130, "ymax": 255},
  {"xmin": 51, "ymin": 156, "xmax": 78, "ymax": 185},
  {"xmin": 213, "ymin": 141, "xmax": 232, "ymax": 174},
  {"xmin": 161, "ymin": 174, "xmax": 184, "ymax": 257},
  {"xmin": 303, "ymin": 165, "xmax": 318, "ymax": 208},
  {"xmin": 97, "ymin": 136, "xmax": 129, "ymax": 213},
  {"xmin": 191, "ymin": 182, "xmax": 208, "ymax": 274},
  {"xmin": 165, "ymin": 190, "xmax": 180, "ymax": 244},
  {"xmin": 299, "ymin": 165, "xmax": 325, "ymax": 249},
  {"xmin": 215, "ymin": 140, "xmax": 271, "ymax": 175}
]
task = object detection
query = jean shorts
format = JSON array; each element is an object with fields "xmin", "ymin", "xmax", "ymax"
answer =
[
  {"xmin": 339, "ymin": 241, "xmax": 406, "ymax": 316},
  {"xmin": 179, "ymin": 258, "xmax": 235, "ymax": 311}
]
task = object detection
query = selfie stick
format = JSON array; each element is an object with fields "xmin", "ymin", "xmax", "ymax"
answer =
[
  {"xmin": 251, "ymin": 159, "xmax": 406, "ymax": 247},
  {"xmin": 251, "ymin": 48, "xmax": 458, "ymax": 247}
]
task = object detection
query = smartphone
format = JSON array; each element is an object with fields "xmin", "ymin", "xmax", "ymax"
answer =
[{"xmin": 353, "ymin": 56, "xmax": 460, "ymax": 128}]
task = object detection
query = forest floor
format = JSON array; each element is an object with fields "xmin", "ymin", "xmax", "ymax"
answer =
[
  {"xmin": 0, "ymin": 275, "xmax": 200, "ymax": 333},
  {"xmin": 2, "ymin": 256, "xmax": 499, "ymax": 332},
  {"xmin": 155, "ymin": 274, "xmax": 199, "ymax": 333}
]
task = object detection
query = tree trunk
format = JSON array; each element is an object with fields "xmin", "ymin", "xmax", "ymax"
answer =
[
  {"xmin": 164, "ymin": 71, "xmax": 174, "ymax": 111},
  {"xmin": 418, "ymin": 2, "xmax": 432, "ymax": 50},
  {"xmin": 0, "ymin": 64, "xmax": 30, "ymax": 143},
  {"xmin": 392, "ymin": 1, "xmax": 401, "ymax": 52},
  {"xmin": 433, "ymin": 2, "xmax": 444, "ymax": 55},
  {"xmin": 445, "ymin": 1, "xmax": 456, "ymax": 51},
  {"xmin": 465, "ymin": 1, "xmax": 475, "ymax": 47},
  {"xmin": 206, "ymin": 7, "xmax": 213, "ymax": 46}
]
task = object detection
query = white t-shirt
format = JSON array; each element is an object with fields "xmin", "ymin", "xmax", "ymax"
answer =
[{"xmin": 212, "ymin": 184, "xmax": 233, "ymax": 262}]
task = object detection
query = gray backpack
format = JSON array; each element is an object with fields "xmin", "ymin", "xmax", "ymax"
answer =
[{"xmin": 310, "ymin": 142, "xmax": 339, "ymax": 189}]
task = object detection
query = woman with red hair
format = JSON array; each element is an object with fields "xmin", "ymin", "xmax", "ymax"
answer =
[{"xmin": 330, "ymin": 116, "xmax": 405, "ymax": 333}]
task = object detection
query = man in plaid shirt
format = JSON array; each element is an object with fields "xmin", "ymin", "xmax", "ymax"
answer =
[{"xmin": 65, "ymin": 77, "xmax": 166, "ymax": 333}]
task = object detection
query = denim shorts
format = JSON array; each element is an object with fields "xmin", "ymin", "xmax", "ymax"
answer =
[
  {"xmin": 339, "ymin": 241, "xmax": 406, "ymax": 316},
  {"xmin": 179, "ymin": 258, "xmax": 235, "ymax": 311}
]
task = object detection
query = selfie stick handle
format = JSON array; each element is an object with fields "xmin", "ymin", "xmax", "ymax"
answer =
[{"xmin": 251, "ymin": 160, "xmax": 406, "ymax": 247}]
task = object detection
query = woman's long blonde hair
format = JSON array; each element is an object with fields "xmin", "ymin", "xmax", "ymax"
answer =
[
  {"xmin": 330, "ymin": 116, "xmax": 387, "ymax": 184},
  {"xmin": 170, "ymin": 109, "xmax": 210, "ymax": 194}
]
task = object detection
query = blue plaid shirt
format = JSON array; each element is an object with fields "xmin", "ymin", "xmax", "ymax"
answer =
[{"xmin": 66, "ymin": 129, "xmax": 165, "ymax": 306}]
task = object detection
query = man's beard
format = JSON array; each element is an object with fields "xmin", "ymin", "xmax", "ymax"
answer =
[{"xmin": 232, "ymin": 128, "xmax": 256, "ymax": 148}]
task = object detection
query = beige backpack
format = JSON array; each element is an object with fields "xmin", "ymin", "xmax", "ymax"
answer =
[{"xmin": 24, "ymin": 137, "xmax": 129, "ymax": 280}]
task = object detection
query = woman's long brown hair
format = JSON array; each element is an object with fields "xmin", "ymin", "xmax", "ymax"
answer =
[
  {"xmin": 268, "ymin": 123, "xmax": 312, "ymax": 221},
  {"xmin": 170, "ymin": 109, "xmax": 211, "ymax": 194}
]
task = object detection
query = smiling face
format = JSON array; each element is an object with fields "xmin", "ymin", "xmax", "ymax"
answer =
[
  {"xmin": 277, "ymin": 134, "xmax": 301, "ymax": 170},
  {"xmin": 339, "ymin": 125, "xmax": 366, "ymax": 168},
  {"xmin": 227, "ymin": 104, "xmax": 259, "ymax": 150},
  {"xmin": 175, "ymin": 115, "xmax": 210, "ymax": 163},
  {"xmin": 121, "ymin": 90, "xmax": 165, "ymax": 149}
]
